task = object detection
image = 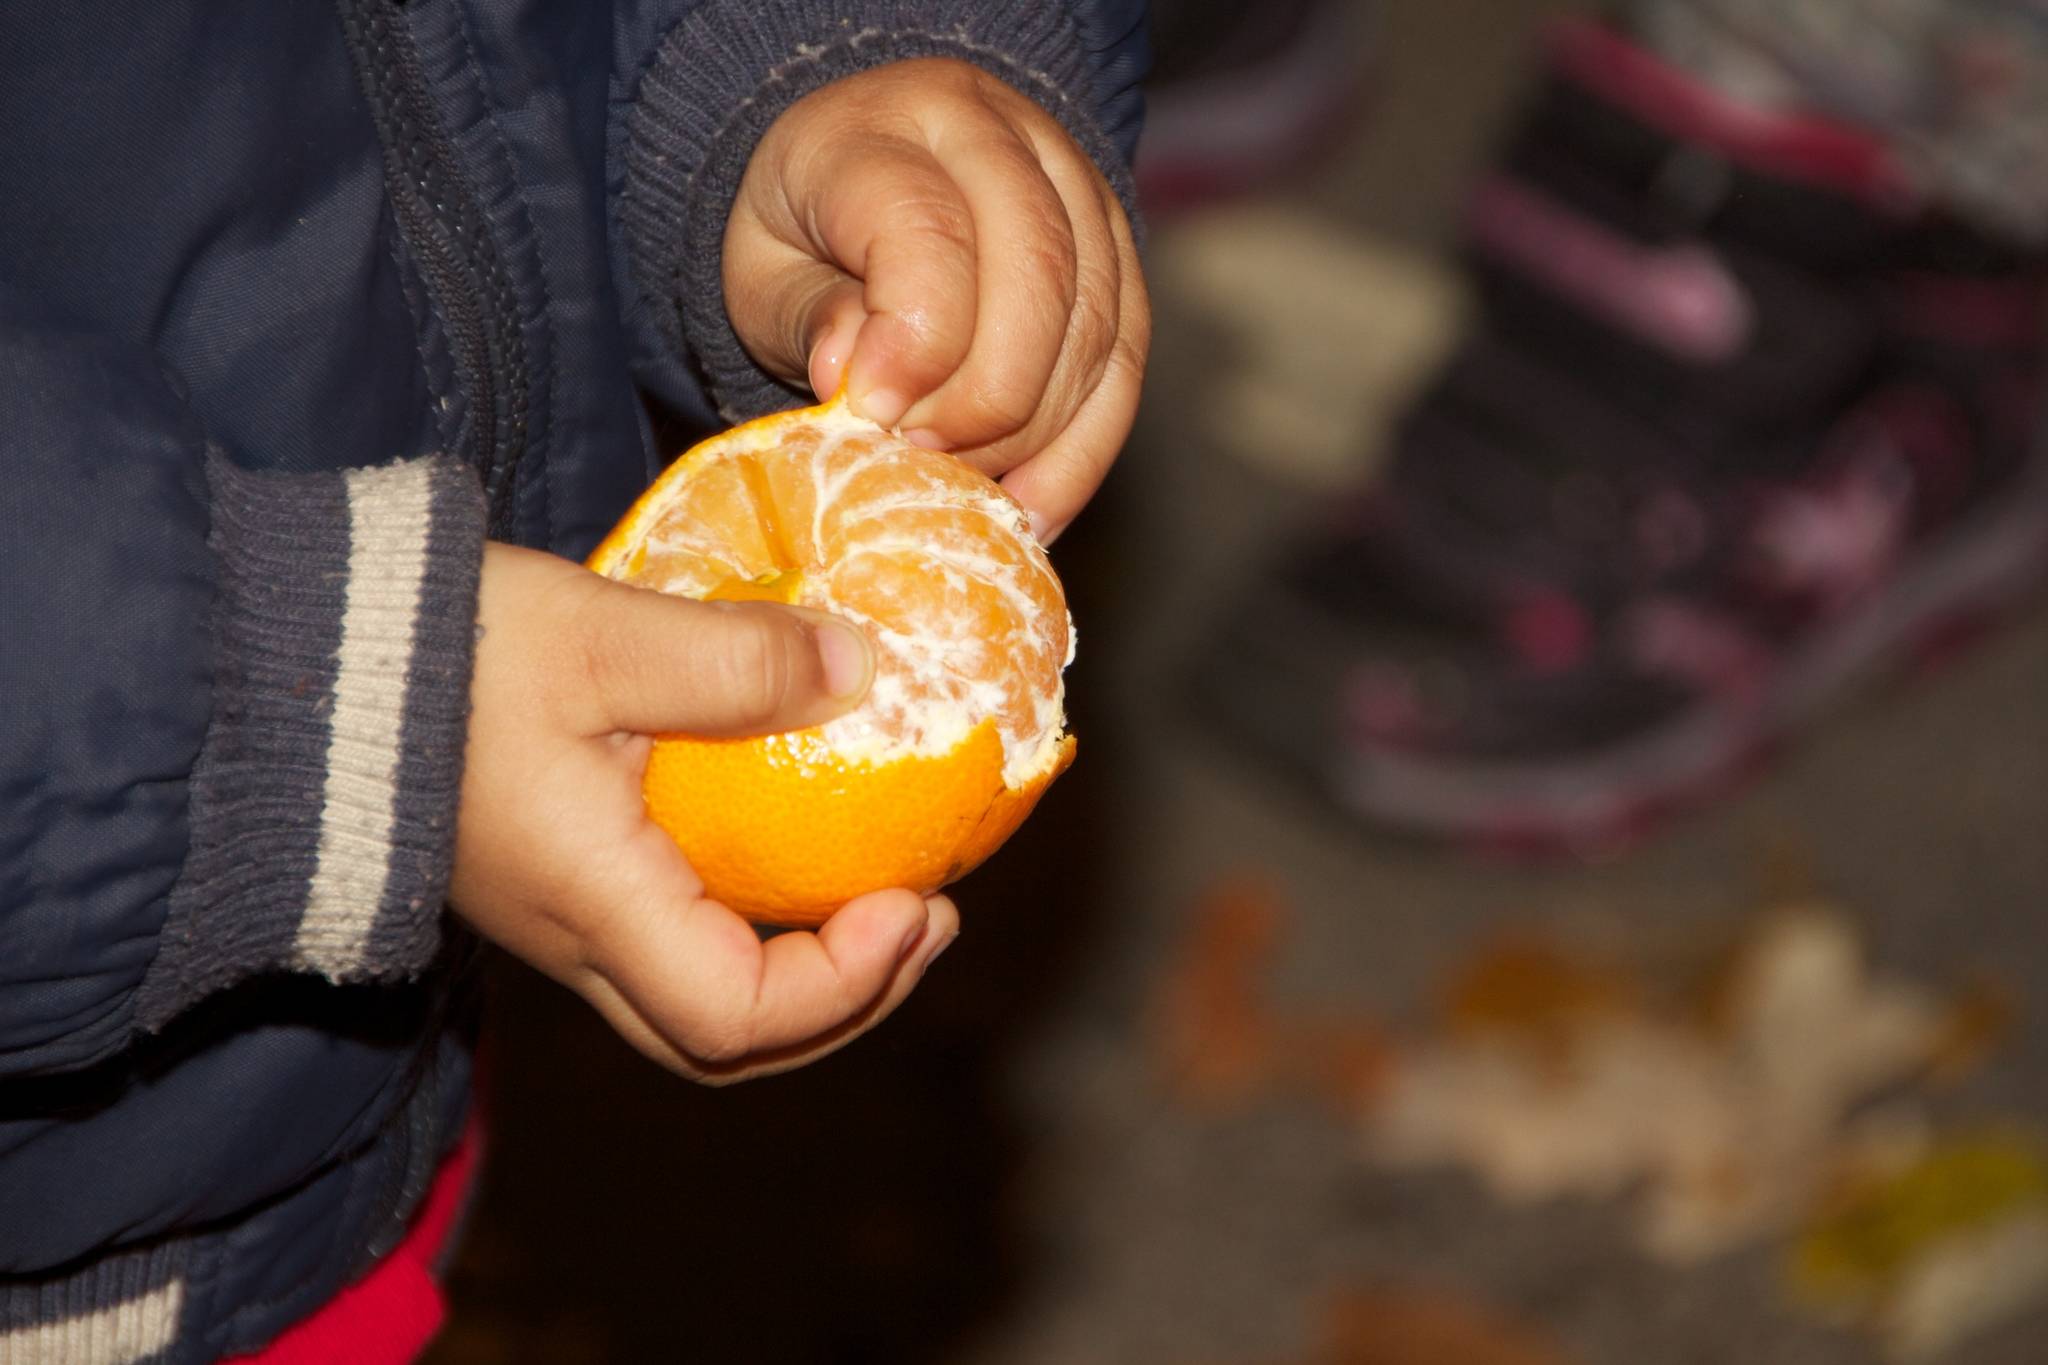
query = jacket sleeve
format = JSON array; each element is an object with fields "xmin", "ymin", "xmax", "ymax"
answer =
[
  {"xmin": 607, "ymin": 0, "xmax": 1149, "ymax": 423},
  {"xmin": 0, "ymin": 289, "xmax": 486, "ymax": 1078}
]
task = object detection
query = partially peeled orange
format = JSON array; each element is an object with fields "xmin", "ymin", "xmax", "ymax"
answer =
[{"xmin": 586, "ymin": 395, "xmax": 1076, "ymax": 927}]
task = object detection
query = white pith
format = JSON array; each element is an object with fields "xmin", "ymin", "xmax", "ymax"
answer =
[{"xmin": 606, "ymin": 401, "xmax": 1072, "ymax": 787}]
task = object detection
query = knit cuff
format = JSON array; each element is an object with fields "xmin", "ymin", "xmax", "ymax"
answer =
[
  {"xmin": 617, "ymin": 0, "xmax": 1142, "ymax": 424},
  {"xmin": 0, "ymin": 1241, "xmax": 187, "ymax": 1365},
  {"xmin": 135, "ymin": 452, "xmax": 486, "ymax": 1032}
]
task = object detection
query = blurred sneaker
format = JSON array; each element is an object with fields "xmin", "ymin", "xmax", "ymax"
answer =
[
  {"xmin": 1190, "ymin": 20, "xmax": 2048, "ymax": 855},
  {"xmin": 1137, "ymin": 0, "xmax": 1372, "ymax": 217}
]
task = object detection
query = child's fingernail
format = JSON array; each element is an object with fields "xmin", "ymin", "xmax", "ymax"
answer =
[
  {"xmin": 807, "ymin": 319, "xmax": 860, "ymax": 397},
  {"xmin": 815, "ymin": 619, "xmax": 872, "ymax": 700},
  {"xmin": 903, "ymin": 428, "xmax": 952, "ymax": 452},
  {"xmin": 853, "ymin": 388, "xmax": 909, "ymax": 428}
]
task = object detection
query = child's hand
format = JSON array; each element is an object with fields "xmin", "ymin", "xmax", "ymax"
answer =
[
  {"xmin": 723, "ymin": 57, "xmax": 1150, "ymax": 543},
  {"xmin": 450, "ymin": 543, "xmax": 959, "ymax": 1083}
]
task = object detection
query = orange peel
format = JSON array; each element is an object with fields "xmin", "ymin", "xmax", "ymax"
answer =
[{"xmin": 587, "ymin": 395, "xmax": 1075, "ymax": 926}]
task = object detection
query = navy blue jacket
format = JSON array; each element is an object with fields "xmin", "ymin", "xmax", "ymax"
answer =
[{"xmin": 0, "ymin": 3, "xmax": 1143, "ymax": 1358}]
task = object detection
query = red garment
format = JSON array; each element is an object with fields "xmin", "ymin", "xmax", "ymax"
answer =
[{"xmin": 225, "ymin": 1116, "xmax": 482, "ymax": 1365}]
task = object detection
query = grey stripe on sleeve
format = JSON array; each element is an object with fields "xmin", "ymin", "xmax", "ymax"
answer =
[
  {"xmin": 137, "ymin": 452, "xmax": 484, "ymax": 1033},
  {"xmin": 0, "ymin": 1242, "xmax": 186, "ymax": 1365},
  {"xmin": 294, "ymin": 460, "xmax": 436, "ymax": 973},
  {"xmin": 297, "ymin": 459, "xmax": 481, "ymax": 977}
]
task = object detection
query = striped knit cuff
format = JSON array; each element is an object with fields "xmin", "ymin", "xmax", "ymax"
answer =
[
  {"xmin": 0, "ymin": 1243, "xmax": 186, "ymax": 1365},
  {"xmin": 617, "ymin": 0, "xmax": 1142, "ymax": 423},
  {"xmin": 134, "ymin": 452, "xmax": 486, "ymax": 1033}
]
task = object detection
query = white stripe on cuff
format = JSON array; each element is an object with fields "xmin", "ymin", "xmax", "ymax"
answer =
[
  {"xmin": 295, "ymin": 459, "xmax": 436, "ymax": 977},
  {"xmin": 0, "ymin": 1280, "xmax": 183, "ymax": 1365}
]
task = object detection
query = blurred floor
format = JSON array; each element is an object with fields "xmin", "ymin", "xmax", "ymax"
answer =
[{"xmin": 431, "ymin": 2, "xmax": 2048, "ymax": 1361}]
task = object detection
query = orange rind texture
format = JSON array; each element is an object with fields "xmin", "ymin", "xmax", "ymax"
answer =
[{"xmin": 588, "ymin": 395, "xmax": 1074, "ymax": 926}]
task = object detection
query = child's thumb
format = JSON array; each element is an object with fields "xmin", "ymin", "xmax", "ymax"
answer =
[{"xmin": 582, "ymin": 583, "xmax": 873, "ymax": 738}]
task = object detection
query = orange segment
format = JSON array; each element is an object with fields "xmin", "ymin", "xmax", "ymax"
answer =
[{"xmin": 587, "ymin": 394, "xmax": 1075, "ymax": 927}]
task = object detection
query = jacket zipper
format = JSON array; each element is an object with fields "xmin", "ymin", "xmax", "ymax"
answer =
[{"xmin": 336, "ymin": 0, "xmax": 530, "ymax": 529}]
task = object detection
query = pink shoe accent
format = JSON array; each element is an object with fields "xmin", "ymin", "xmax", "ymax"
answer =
[
  {"xmin": 1625, "ymin": 598, "xmax": 1771, "ymax": 702},
  {"xmin": 1504, "ymin": 588, "xmax": 1592, "ymax": 676},
  {"xmin": 1543, "ymin": 18, "xmax": 1915, "ymax": 208},
  {"xmin": 1467, "ymin": 174, "xmax": 1754, "ymax": 363},
  {"xmin": 1136, "ymin": 2, "xmax": 1369, "ymax": 214}
]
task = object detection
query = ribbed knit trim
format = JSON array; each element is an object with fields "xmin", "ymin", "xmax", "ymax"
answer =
[
  {"xmin": 0, "ymin": 1243, "xmax": 185, "ymax": 1365},
  {"xmin": 619, "ymin": 0, "xmax": 1142, "ymax": 423},
  {"xmin": 135, "ymin": 452, "xmax": 485, "ymax": 1032},
  {"xmin": 0, "ymin": 1037, "xmax": 471, "ymax": 1363}
]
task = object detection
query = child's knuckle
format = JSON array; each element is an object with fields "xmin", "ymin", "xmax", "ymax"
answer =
[
  {"xmin": 964, "ymin": 370, "xmax": 1039, "ymax": 434},
  {"xmin": 1069, "ymin": 288, "xmax": 1118, "ymax": 368},
  {"xmin": 891, "ymin": 188, "xmax": 972, "ymax": 255}
]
